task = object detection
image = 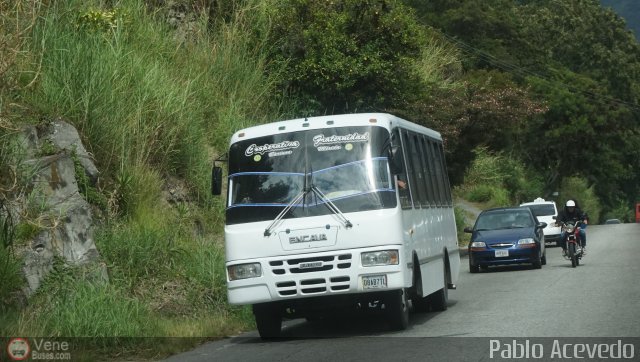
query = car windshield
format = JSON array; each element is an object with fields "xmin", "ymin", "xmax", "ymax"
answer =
[
  {"xmin": 524, "ymin": 204, "xmax": 555, "ymax": 217},
  {"xmin": 226, "ymin": 126, "xmax": 397, "ymax": 224},
  {"xmin": 475, "ymin": 210, "xmax": 534, "ymax": 230}
]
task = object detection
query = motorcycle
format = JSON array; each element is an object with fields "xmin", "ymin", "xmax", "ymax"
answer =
[{"xmin": 556, "ymin": 219, "xmax": 585, "ymax": 268}]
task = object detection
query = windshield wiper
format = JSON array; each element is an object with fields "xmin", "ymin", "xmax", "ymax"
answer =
[
  {"xmin": 264, "ymin": 190, "xmax": 307, "ymax": 237},
  {"xmin": 310, "ymin": 186, "xmax": 353, "ymax": 229}
]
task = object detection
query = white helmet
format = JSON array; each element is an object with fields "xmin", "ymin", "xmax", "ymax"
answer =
[{"xmin": 566, "ymin": 200, "xmax": 576, "ymax": 207}]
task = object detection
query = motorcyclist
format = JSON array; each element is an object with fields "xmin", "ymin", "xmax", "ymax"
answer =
[{"xmin": 556, "ymin": 200, "xmax": 588, "ymax": 255}]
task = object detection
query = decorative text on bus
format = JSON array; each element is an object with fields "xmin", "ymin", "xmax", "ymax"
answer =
[
  {"xmin": 244, "ymin": 140, "xmax": 300, "ymax": 157},
  {"xmin": 313, "ymin": 132, "xmax": 369, "ymax": 147}
]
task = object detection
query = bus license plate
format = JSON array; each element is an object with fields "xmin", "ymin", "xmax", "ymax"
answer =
[
  {"xmin": 495, "ymin": 250, "xmax": 509, "ymax": 257},
  {"xmin": 363, "ymin": 275, "xmax": 387, "ymax": 289}
]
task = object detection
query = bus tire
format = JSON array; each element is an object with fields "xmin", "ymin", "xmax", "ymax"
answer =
[
  {"xmin": 429, "ymin": 267, "xmax": 449, "ymax": 312},
  {"xmin": 253, "ymin": 303, "xmax": 282, "ymax": 339},
  {"xmin": 386, "ymin": 289, "xmax": 409, "ymax": 330},
  {"xmin": 412, "ymin": 261, "xmax": 430, "ymax": 313}
]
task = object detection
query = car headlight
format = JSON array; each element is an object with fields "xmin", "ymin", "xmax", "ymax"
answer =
[
  {"xmin": 470, "ymin": 241, "xmax": 486, "ymax": 248},
  {"xmin": 361, "ymin": 250, "xmax": 399, "ymax": 267},
  {"xmin": 228, "ymin": 263, "xmax": 262, "ymax": 281},
  {"xmin": 517, "ymin": 238, "xmax": 535, "ymax": 245}
]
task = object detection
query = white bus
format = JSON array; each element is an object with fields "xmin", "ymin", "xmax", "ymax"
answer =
[{"xmin": 212, "ymin": 113, "xmax": 460, "ymax": 338}]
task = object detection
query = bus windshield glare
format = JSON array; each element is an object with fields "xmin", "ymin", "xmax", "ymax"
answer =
[{"xmin": 226, "ymin": 126, "xmax": 396, "ymax": 224}]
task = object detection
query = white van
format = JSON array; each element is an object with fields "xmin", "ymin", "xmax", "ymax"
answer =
[{"xmin": 520, "ymin": 198, "xmax": 562, "ymax": 246}]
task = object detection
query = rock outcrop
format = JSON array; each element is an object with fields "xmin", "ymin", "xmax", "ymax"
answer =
[{"xmin": 12, "ymin": 119, "xmax": 106, "ymax": 297}]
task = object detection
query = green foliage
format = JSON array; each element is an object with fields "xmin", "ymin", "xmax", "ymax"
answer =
[
  {"xmin": 466, "ymin": 185, "xmax": 510, "ymax": 208},
  {"xmin": 409, "ymin": 69, "xmax": 547, "ymax": 184},
  {"xmin": 96, "ymin": 221, "xmax": 185, "ymax": 286},
  {"xmin": 71, "ymin": 149, "xmax": 108, "ymax": 211},
  {"xmin": 601, "ymin": 198, "xmax": 634, "ymax": 223},
  {"xmin": 453, "ymin": 206, "xmax": 470, "ymax": 246},
  {"xmin": 76, "ymin": 7, "xmax": 129, "ymax": 33},
  {"xmin": 30, "ymin": 0, "xmax": 279, "ymax": 209},
  {"xmin": 466, "ymin": 185, "xmax": 494, "ymax": 203},
  {"xmin": 407, "ymin": 0, "xmax": 640, "ymax": 213},
  {"xmin": 461, "ymin": 147, "xmax": 543, "ymax": 207},
  {"xmin": 0, "ymin": 246, "xmax": 25, "ymax": 306},
  {"xmin": 0, "ymin": 206, "xmax": 21, "ymax": 309},
  {"xmin": 557, "ymin": 176, "xmax": 601, "ymax": 223},
  {"xmin": 601, "ymin": 0, "xmax": 640, "ymax": 40},
  {"xmin": 24, "ymin": 268, "xmax": 157, "ymax": 339},
  {"xmin": 267, "ymin": 0, "xmax": 431, "ymax": 114}
]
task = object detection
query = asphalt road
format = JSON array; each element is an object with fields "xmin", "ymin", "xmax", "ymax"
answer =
[{"xmin": 165, "ymin": 223, "xmax": 640, "ymax": 361}]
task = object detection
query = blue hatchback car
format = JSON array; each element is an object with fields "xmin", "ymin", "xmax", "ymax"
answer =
[{"xmin": 465, "ymin": 207, "xmax": 547, "ymax": 272}]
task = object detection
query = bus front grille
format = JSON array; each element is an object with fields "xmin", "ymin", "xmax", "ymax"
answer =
[
  {"xmin": 269, "ymin": 253, "xmax": 352, "ymax": 274},
  {"xmin": 276, "ymin": 276, "xmax": 351, "ymax": 297}
]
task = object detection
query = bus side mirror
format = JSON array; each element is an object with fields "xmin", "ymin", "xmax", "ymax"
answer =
[{"xmin": 211, "ymin": 166, "xmax": 223, "ymax": 195}]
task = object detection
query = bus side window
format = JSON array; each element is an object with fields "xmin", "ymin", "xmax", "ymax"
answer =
[
  {"xmin": 411, "ymin": 133, "xmax": 428, "ymax": 208},
  {"xmin": 391, "ymin": 128, "xmax": 412, "ymax": 210},
  {"xmin": 419, "ymin": 136, "xmax": 435, "ymax": 207}
]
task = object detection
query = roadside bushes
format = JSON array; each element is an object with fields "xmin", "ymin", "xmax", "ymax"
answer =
[
  {"xmin": 556, "ymin": 176, "xmax": 601, "ymax": 223},
  {"xmin": 459, "ymin": 147, "xmax": 543, "ymax": 208}
]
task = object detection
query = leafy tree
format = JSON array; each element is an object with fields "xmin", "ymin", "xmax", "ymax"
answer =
[
  {"xmin": 600, "ymin": 0, "xmax": 640, "ymax": 40},
  {"xmin": 405, "ymin": 70, "xmax": 547, "ymax": 184},
  {"xmin": 266, "ymin": 0, "xmax": 430, "ymax": 115},
  {"xmin": 405, "ymin": 0, "xmax": 640, "ymax": 212}
]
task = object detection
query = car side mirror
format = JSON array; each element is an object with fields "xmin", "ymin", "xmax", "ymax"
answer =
[
  {"xmin": 538, "ymin": 222, "xmax": 547, "ymax": 229},
  {"xmin": 552, "ymin": 216, "xmax": 557, "ymax": 220},
  {"xmin": 211, "ymin": 166, "xmax": 223, "ymax": 195},
  {"xmin": 463, "ymin": 226, "xmax": 473, "ymax": 233}
]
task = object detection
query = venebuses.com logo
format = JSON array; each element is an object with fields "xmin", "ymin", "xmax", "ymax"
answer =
[
  {"xmin": 5, "ymin": 337, "xmax": 71, "ymax": 361},
  {"xmin": 6, "ymin": 338, "xmax": 30, "ymax": 361}
]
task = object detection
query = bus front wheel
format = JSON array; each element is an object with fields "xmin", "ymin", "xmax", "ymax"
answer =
[
  {"xmin": 253, "ymin": 303, "xmax": 282, "ymax": 339},
  {"xmin": 386, "ymin": 289, "xmax": 409, "ymax": 330}
]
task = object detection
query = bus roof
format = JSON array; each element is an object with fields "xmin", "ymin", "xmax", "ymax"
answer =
[{"xmin": 229, "ymin": 113, "xmax": 442, "ymax": 145}]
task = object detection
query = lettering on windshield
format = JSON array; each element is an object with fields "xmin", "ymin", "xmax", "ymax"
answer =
[
  {"xmin": 244, "ymin": 140, "xmax": 300, "ymax": 157},
  {"xmin": 312, "ymin": 132, "xmax": 369, "ymax": 147}
]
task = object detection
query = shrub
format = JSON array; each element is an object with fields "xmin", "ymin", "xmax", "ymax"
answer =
[{"xmin": 557, "ymin": 176, "xmax": 601, "ymax": 223}]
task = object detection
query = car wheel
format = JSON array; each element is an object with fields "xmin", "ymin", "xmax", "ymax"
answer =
[
  {"xmin": 532, "ymin": 250, "xmax": 542, "ymax": 269},
  {"xmin": 541, "ymin": 249, "xmax": 547, "ymax": 265}
]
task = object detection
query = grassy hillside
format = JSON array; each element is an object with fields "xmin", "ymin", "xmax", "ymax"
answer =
[{"xmin": 0, "ymin": 0, "xmax": 283, "ymax": 356}]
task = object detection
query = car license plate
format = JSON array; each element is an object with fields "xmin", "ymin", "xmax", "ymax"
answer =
[
  {"xmin": 495, "ymin": 250, "xmax": 509, "ymax": 257},
  {"xmin": 362, "ymin": 275, "xmax": 387, "ymax": 289}
]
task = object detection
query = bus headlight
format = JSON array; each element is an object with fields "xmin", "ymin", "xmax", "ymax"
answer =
[
  {"xmin": 228, "ymin": 263, "xmax": 262, "ymax": 280},
  {"xmin": 361, "ymin": 250, "xmax": 399, "ymax": 267}
]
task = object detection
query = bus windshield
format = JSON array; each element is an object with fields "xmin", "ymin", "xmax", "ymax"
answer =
[{"xmin": 226, "ymin": 126, "xmax": 396, "ymax": 224}]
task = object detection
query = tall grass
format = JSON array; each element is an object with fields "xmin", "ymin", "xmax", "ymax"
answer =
[
  {"xmin": 0, "ymin": 0, "xmax": 268, "ymax": 342},
  {"xmin": 29, "ymin": 0, "xmax": 280, "ymax": 204},
  {"xmin": 461, "ymin": 147, "xmax": 544, "ymax": 207}
]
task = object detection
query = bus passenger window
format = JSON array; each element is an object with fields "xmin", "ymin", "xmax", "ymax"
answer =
[{"xmin": 392, "ymin": 129, "xmax": 412, "ymax": 209}]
